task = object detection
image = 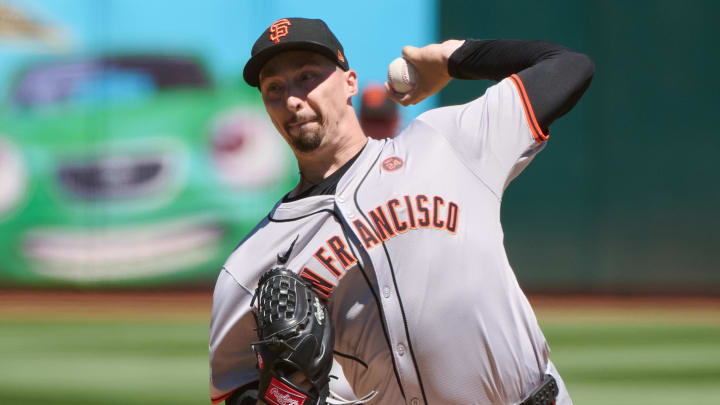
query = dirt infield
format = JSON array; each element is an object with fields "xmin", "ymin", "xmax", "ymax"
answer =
[
  {"xmin": 1, "ymin": 290, "xmax": 719, "ymax": 322},
  {"xmin": 530, "ymin": 294, "xmax": 720, "ymax": 324}
]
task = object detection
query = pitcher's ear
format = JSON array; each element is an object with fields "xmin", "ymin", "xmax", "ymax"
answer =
[{"xmin": 345, "ymin": 69, "xmax": 358, "ymax": 97}]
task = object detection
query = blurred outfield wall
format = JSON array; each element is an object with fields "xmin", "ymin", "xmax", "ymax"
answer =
[
  {"xmin": 2, "ymin": 0, "xmax": 717, "ymax": 294},
  {"xmin": 440, "ymin": 0, "xmax": 720, "ymax": 294}
]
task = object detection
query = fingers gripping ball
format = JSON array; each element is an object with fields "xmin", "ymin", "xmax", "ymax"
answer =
[
  {"xmin": 387, "ymin": 57, "xmax": 417, "ymax": 94},
  {"xmin": 251, "ymin": 267, "xmax": 334, "ymax": 405}
]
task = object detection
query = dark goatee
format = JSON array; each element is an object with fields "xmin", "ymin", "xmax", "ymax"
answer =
[{"xmin": 290, "ymin": 132, "xmax": 324, "ymax": 152}]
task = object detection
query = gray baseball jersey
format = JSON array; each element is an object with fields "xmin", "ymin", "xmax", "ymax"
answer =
[{"xmin": 209, "ymin": 76, "xmax": 572, "ymax": 405}]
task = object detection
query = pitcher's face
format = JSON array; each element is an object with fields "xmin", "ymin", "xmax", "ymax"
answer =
[{"xmin": 259, "ymin": 51, "xmax": 355, "ymax": 153}]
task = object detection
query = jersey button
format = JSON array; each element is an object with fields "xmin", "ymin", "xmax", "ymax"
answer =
[
  {"xmin": 397, "ymin": 343, "xmax": 406, "ymax": 356},
  {"xmin": 410, "ymin": 398, "xmax": 420, "ymax": 405},
  {"xmin": 382, "ymin": 286, "xmax": 391, "ymax": 298}
]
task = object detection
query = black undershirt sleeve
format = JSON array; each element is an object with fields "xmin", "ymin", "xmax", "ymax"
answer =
[{"xmin": 447, "ymin": 39, "xmax": 594, "ymax": 132}]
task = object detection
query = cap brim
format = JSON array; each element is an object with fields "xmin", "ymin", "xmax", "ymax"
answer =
[{"xmin": 243, "ymin": 40, "xmax": 346, "ymax": 87}]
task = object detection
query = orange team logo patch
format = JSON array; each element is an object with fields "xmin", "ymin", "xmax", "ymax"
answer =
[
  {"xmin": 382, "ymin": 156, "xmax": 404, "ymax": 171},
  {"xmin": 337, "ymin": 50, "xmax": 345, "ymax": 63},
  {"xmin": 269, "ymin": 19, "xmax": 292, "ymax": 43}
]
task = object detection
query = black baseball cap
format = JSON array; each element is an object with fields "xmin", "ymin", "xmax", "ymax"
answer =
[{"xmin": 243, "ymin": 18, "xmax": 350, "ymax": 88}]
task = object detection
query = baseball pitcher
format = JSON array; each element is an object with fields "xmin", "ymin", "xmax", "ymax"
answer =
[{"xmin": 209, "ymin": 17, "xmax": 594, "ymax": 405}]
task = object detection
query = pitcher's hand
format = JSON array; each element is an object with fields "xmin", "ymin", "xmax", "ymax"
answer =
[{"xmin": 386, "ymin": 39, "xmax": 465, "ymax": 106}]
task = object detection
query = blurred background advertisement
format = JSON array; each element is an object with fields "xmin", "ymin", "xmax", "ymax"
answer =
[{"xmin": 0, "ymin": 0, "xmax": 433, "ymax": 287}]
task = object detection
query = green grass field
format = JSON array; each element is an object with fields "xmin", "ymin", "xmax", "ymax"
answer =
[
  {"xmin": 1, "ymin": 294, "xmax": 718, "ymax": 405},
  {"xmin": 541, "ymin": 316, "xmax": 720, "ymax": 404}
]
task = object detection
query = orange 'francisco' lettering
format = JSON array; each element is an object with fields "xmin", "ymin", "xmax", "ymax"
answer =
[
  {"xmin": 327, "ymin": 236, "xmax": 357, "ymax": 268},
  {"xmin": 299, "ymin": 267, "xmax": 334, "ymax": 299}
]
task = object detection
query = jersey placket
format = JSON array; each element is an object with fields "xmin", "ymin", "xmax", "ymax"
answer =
[{"xmin": 334, "ymin": 140, "xmax": 426, "ymax": 405}]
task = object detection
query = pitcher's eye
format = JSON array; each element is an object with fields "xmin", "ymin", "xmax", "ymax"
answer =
[
  {"xmin": 299, "ymin": 71, "xmax": 316, "ymax": 81},
  {"xmin": 263, "ymin": 82, "xmax": 283, "ymax": 96}
]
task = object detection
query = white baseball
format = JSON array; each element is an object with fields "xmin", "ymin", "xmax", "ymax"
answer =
[{"xmin": 387, "ymin": 57, "xmax": 417, "ymax": 94}]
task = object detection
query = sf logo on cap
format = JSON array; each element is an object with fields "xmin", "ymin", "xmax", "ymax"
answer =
[{"xmin": 269, "ymin": 19, "xmax": 292, "ymax": 43}]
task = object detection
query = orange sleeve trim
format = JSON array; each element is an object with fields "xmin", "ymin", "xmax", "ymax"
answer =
[
  {"xmin": 210, "ymin": 389, "xmax": 236, "ymax": 404},
  {"xmin": 509, "ymin": 74, "xmax": 549, "ymax": 143}
]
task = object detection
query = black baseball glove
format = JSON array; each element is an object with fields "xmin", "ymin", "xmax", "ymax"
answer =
[{"xmin": 251, "ymin": 266, "xmax": 334, "ymax": 405}]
